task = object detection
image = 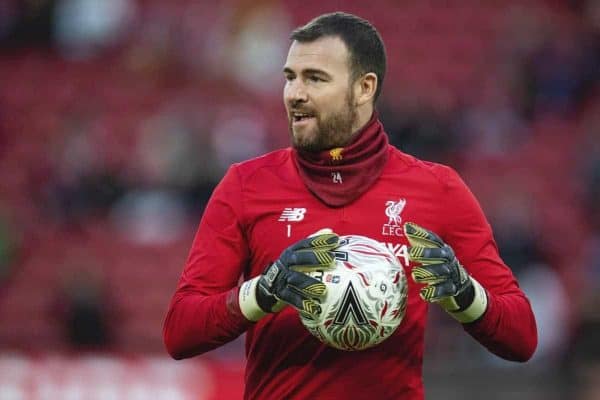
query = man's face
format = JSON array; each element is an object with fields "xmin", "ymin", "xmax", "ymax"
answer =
[{"xmin": 283, "ymin": 36, "xmax": 358, "ymax": 152}]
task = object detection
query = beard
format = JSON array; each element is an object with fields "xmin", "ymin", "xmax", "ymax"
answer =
[{"xmin": 289, "ymin": 90, "xmax": 358, "ymax": 153}]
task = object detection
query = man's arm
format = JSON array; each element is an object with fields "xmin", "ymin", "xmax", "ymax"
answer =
[
  {"xmin": 163, "ymin": 166, "xmax": 339, "ymax": 360},
  {"xmin": 419, "ymin": 166, "xmax": 537, "ymax": 362},
  {"xmin": 163, "ymin": 166, "xmax": 252, "ymax": 360}
]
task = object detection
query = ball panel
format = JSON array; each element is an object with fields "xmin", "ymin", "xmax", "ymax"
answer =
[{"xmin": 299, "ymin": 235, "xmax": 408, "ymax": 351}]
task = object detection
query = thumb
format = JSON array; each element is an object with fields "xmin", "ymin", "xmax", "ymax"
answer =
[{"xmin": 309, "ymin": 228, "xmax": 335, "ymax": 237}]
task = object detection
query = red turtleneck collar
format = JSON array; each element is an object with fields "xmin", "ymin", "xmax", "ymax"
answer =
[{"xmin": 292, "ymin": 112, "xmax": 389, "ymax": 207}]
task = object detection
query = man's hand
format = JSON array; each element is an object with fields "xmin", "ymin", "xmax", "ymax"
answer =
[
  {"xmin": 403, "ymin": 222, "xmax": 488, "ymax": 323},
  {"xmin": 239, "ymin": 231, "xmax": 339, "ymax": 321}
]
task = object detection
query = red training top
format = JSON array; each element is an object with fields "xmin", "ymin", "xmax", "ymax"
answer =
[{"xmin": 163, "ymin": 145, "xmax": 537, "ymax": 400}]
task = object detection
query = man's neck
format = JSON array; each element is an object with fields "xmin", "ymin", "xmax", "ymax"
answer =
[{"xmin": 349, "ymin": 105, "xmax": 375, "ymax": 140}]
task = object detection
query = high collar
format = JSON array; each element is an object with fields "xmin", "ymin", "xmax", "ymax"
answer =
[{"xmin": 292, "ymin": 113, "xmax": 389, "ymax": 207}]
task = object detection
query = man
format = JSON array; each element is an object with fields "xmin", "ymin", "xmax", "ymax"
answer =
[{"xmin": 163, "ymin": 12, "xmax": 537, "ymax": 399}]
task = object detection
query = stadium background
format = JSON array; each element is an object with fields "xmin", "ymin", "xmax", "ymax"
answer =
[{"xmin": 0, "ymin": 0, "xmax": 599, "ymax": 398}]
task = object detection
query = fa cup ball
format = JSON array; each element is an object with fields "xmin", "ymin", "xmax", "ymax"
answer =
[{"xmin": 300, "ymin": 235, "xmax": 408, "ymax": 351}]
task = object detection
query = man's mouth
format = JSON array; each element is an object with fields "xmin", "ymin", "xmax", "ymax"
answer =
[{"xmin": 291, "ymin": 111, "xmax": 316, "ymax": 123}]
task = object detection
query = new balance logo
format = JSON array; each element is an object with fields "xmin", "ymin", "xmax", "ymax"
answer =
[{"xmin": 278, "ymin": 208, "xmax": 307, "ymax": 222}]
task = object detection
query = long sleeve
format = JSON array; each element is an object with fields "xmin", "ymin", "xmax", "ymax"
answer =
[
  {"xmin": 163, "ymin": 166, "xmax": 253, "ymax": 360},
  {"xmin": 440, "ymin": 167, "xmax": 538, "ymax": 362}
]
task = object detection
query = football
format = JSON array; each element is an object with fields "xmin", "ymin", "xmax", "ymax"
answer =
[{"xmin": 299, "ymin": 235, "xmax": 408, "ymax": 351}]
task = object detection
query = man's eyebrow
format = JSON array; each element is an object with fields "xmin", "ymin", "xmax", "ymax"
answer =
[
  {"xmin": 302, "ymin": 68, "xmax": 331, "ymax": 78},
  {"xmin": 283, "ymin": 67, "xmax": 332, "ymax": 78}
]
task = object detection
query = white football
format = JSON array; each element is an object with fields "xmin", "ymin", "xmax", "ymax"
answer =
[{"xmin": 299, "ymin": 235, "xmax": 408, "ymax": 351}]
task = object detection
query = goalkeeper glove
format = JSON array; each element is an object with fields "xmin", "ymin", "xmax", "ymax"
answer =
[
  {"xmin": 403, "ymin": 222, "xmax": 488, "ymax": 323},
  {"xmin": 238, "ymin": 231, "xmax": 339, "ymax": 321}
]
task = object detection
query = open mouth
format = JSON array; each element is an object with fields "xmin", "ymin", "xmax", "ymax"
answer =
[{"xmin": 292, "ymin": 112, "xmax": 315, "ymax": 123}]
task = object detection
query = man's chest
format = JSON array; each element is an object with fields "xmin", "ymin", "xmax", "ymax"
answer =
[{"xmin": 243, "ymin": 174, "xmax": 443, "ymax": 274}]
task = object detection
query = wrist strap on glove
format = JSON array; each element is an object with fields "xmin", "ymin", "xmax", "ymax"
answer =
[
  {"xmin": 444, "ymin": 277, "xmax": 488, "ymax": 323},
  {"xmin": 238, "ymin": 276, "xmax": 268, "ymax": 322}
]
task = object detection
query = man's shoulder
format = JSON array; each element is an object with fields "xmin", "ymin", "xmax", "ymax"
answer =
[
  {"xmin": 387, "ymin": 146, "xmax": 458, "ymax": 186},
  {"xmin": 232, "ymin": 148, "xmax": 292, "ymax": 180}
]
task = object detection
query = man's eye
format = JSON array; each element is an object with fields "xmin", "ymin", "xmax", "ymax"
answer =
[
  {"xmin": 285, "ymin": 75, "xmax": 295, "ymax": 81},
  {"xmin": 309, "ymin": 76, "xmax": 323, "ymax": 82}
]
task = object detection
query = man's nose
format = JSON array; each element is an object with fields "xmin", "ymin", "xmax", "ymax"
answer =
[{"xmin": 286, "ymin": 81, "xmax": 308, "ymax": 104}]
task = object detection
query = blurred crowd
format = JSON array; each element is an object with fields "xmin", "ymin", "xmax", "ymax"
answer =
[{"xmin": 0, "ymin": 0, "xmax": 599, "ymax": 398}]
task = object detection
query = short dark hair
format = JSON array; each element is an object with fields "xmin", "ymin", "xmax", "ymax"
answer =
[{"xmin": 290, "ymin": 12, "xmax": 387, "ymax": 102}]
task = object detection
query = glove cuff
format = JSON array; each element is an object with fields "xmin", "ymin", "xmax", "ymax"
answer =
[
  {"xmin": 238, "ymin": 276, "xmax": 268, "ymax": 322},
  {"xmin": 447, "ymin": 277, "xmax": 488, "ymax": 324}
]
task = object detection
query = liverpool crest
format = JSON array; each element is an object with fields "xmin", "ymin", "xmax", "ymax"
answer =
[{"xmin": 382, "ymin": 199, "xmax": 406, "ymax": 237}]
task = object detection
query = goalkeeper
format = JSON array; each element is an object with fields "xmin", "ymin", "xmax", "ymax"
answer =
[{"xmin": 163, "ymin": 11, "xmax": 537, "ymax": 400}]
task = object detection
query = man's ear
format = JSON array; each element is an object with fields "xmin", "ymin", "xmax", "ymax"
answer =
[{"xmin": 354, "ymin": 72, "xmax": 378, "ymax": 106}]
